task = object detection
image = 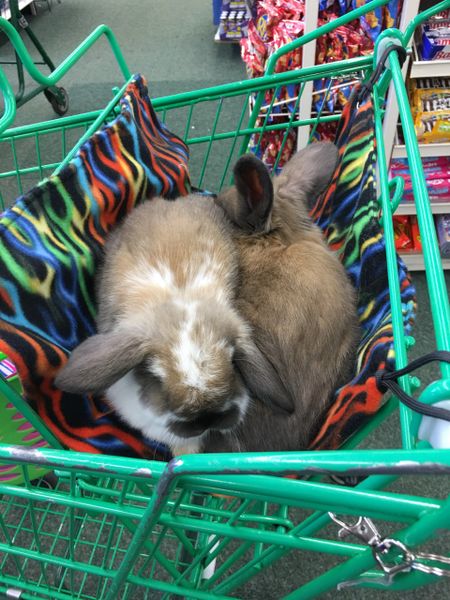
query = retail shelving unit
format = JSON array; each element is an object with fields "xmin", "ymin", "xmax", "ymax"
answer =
[
  {"xmin": 0, "ymin": 0, "xmax": 34, "ymax": 20},
  {"xmin": 391, "ymin": 5, "xmax": 450, "ymax": 271}
]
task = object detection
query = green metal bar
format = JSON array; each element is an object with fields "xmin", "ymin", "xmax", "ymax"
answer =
[
  {"xmin": 0, "ymin": 378, "xmax": 62, "ymax": 448},
  {"xmin": 198, "ymin": 98, "xmax": 223, "ymax": 187},
  {"xmin": 284, "ymin": 492, "xmax": 450, "ymax": 599},
  {"xmin": 373, "ymin": 85, "xmax": 413, "ymax": 449},
  {"xmin": 218, "ymin": 91, "xmax": 251, "ymax": 190},
  {"xmin": 154, "ymin": 56, "xmax": 373, "ymax": 113},
  {"xmin": 9, "ymin": 134, "xmax": 23, "ymax": 195},
  {"xmin": 53, "ymin": 78, "xmax": 131, "ymax": 174},
  {"xmin": 0, "ymin": 20, "xmax": 131, "ymax": 84},
  {"xmin": 0, "ymin": 21, "xmax": 130, "ymax": 134},
  {"xmin": 183, "ymin": 104, "xmax": 194, "ymax": 141},
  {"xmin": 253, "ymin": 84, "xmax": 280, "ymax": 157},
  {"xmin": 273, "ymin": 82, "xmax": 305, "ymax": 173},
  {"xmin": 265, "ymin": 0, "xmax": 392, "ymax": 75},
  {"xmin": 0, "ymin": 444, "xmax": 165, "ymax": 479},
  {"xmin": 184, "ymin": 113, "xmax": 340, "ymax": 147},
  {"xmin": 307, "ymin": 78, "xmax": 333, "ymax": 144},
  {"xmin": 170, "ymin": 448, "xmax": 450, "ymax": 478},
  {"xmin": 388, "ymin": 50, "xmax": 450, "ymax": 373}
]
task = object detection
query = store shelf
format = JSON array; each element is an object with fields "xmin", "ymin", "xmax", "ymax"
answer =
[
  {"xmin": 214, "ymin": 28, "xmax": 241, "ymax": 43},
  {"xmin": 400, "ymin": 252, "xmax": 450, "ymax": 271},
  {"xmin": 396, "ymin": 201, "xmax": 450, "ymax": 216},
  {"xmin": 410, "ymin": 40, "xmax": 450, "ymax": 79},
  {"xmin": 410, "ymin": 57, "xmax": 450, "ymax": 79},
  {"xmin": 0, "ymin": 0, "xmax": 35, "ymax": 20},
  {"xmin": 392, "ymin": 142, "xmax": 450, "ymax": 159}
]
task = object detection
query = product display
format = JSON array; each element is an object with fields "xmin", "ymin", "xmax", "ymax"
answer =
[
  {"xmin": 436, "ymin": 213, "xmax": 450, "ymax": 257},
  {"xmin": 390, "ymin": 156, "xmax": 450, "ymax": 202},
  {"xmin": 216, "ymin": 1, "xmax": 252, "ymax": 41},
  {"xmin": 420, "ymin": 16, "xmax": 450, "ymax": 60},
  {"xmin": 241, "ymin": 0, "xmax": 403, "ymax": 162},
  {"xmin": 408, "ymin": 78, "xmax": 450, "ymax": 143},
  {"xmin": 393, "ymin": 215, "xmax": 423, "ymax": 254}
]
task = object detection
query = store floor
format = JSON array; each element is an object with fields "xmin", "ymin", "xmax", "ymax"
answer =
[{"xmin": 1, "ymin": 1, "xmax": 450, "ymax": 598}]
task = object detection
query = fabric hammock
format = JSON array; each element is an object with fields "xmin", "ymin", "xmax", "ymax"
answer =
[{"xmin": 0, "ymin": 75, "xmax": 415, "ymax": 458}]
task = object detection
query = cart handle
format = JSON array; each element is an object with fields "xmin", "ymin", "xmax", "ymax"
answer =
[
  {"xmin": 0, "ymin": 67, "xmax": 16, "ymax": 134},
  {"xmin": 0, "ymin": 21, "xmax": 131, "ymax": 133}
]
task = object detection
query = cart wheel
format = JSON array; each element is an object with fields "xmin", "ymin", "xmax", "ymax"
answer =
[
  {"xmin": 32, "ymin": 471, "xmax": 59, "ymax": 489},
  {"xmin": 44, "ymin": 86, "xmax": 69, "ymax": 116}
]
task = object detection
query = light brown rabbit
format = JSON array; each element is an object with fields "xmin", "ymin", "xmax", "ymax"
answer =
[
  {"xmin": 55, "ymin": 195, "xmax": 290, "ymax": 456},
  {"xmin": 203, "ymin": 142, "xmax": 359, "ymax": 453}
]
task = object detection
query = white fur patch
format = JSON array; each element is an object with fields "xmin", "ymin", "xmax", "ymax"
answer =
[
  {"xmin": 126, "ymin": 260, "xmax": 175, "ymax": 294},
  {"xmin": 106, "ymin": 371, "xmax": 202, "ymax": 453},
  {"xmin": 149, "ymin": 358, "xmax": 167, "ymax": 380},
  {"xmin": 174, "ymin": 303, "xmax": 208, "ymax": 391}
]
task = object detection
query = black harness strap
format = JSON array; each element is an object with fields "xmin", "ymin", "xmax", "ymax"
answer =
[{"xmin": 376, "ymin": 351, "xmax": 450, "ymax": 421}]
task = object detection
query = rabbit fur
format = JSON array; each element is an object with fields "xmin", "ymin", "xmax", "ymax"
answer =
[
  {"xmin": 55, "ymin": 195, "xmax": 289, "ymax": 456},
  {"xmin": 203, "ymin": 142, "xmax": 360, "ymax": 453}
]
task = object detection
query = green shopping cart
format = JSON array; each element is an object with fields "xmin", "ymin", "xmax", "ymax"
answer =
[
  {"xmin": 0, "ymin": 1, "xmax": 450, "ymax": 598},
  {"xmin": 0, "ymin": 0, "xmax": 68, "ymax": 114}
]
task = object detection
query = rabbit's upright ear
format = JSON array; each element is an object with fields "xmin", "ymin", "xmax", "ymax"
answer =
[
  {"xmin": 276, "ymin": 142, "xmax": 339, "ymax": 209},
  {"xmin": 217, "ymin": 154, "xmax": 274, "ymax": 233},
  {"xmin": 235, "ymin": 339, "xmax": 294, "ymax": 414},
  {"xmin": 55, "ymin": 332, "xmax": 148, "ymax": 394}
]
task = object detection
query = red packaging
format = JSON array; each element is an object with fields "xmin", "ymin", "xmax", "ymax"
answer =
[
  {"xmin": 410, "ymin": 216, "xmax": 422, "ymax": 252},
  {"xmin": 393, "ymin": 215, "xmax": 414, "ymax": 251}
]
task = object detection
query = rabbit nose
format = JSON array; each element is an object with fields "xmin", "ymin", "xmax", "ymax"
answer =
[{"xmin": 169, "ymin": 404, "xmax": 241, "ymax": 438}]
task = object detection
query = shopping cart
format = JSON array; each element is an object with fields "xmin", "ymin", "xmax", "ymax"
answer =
[
  {"xmin": 0, "ymin": 0, "xmax": 450, "ymax": 598},
  {"xmin": 0, "ymin": 0, "xmax": 69, "ymax": 114}
]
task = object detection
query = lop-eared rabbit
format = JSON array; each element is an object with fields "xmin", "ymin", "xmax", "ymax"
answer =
[
  {"xmin": 55, "ymin": 195, "xmax": 290, "ymax": 456},
  {"xmin": 204, "ymin": 142, "xmax": 359, "ymax": 452}
]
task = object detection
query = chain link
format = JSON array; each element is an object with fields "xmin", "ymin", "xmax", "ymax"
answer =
[{"xmin": 329, "ymin": 512, "xmax": 450, "ymax": 589}]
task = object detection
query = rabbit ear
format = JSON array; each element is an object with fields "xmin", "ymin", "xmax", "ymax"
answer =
[
  {"xmin": 217, "ymin": 154, "xmax": 274, "ymax": 233},
  {"xmin": 276, "ymin": 142, "xmax": 339, "ymax": 209},
  {"xmin": 55, "ymin": 332, "xmax": 148, "ymax": 394},
  {"xmin": 235, "ymin": 339, "xmax": 294, "ymax": 414}
]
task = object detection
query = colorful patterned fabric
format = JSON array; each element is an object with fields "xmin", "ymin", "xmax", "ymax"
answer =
[
  {"xmin": 309, "ymin": 87, "xmax": 416, "ymax": 449},
  {"xmin": 0, "ymin": 75, "xmax": 415, "ymax": 457},
  {"xmin": 0, "ymin": 75, "xmax": 189, "ymax": 459}
]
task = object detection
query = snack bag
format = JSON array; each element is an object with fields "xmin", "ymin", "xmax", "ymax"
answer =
[
  {"xmin": 352, "ymin": 0, "xmax": 383, "ymax": 42},
  {"xmin": 415, "ymin": 111, "xmax": 450, "ymax": 143},
  {"xmin": 393, "ymin": 215, "xmax": 413, "ymax": 251},
  {"xmin": 436, "ymin": 214, "xmax": 450, "ymax": 257},
  {"xmin": 410, "ymin": 216, "xmax": 422, "ymax": 252}
]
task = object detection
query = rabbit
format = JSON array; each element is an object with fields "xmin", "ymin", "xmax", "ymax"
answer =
[
  {"xmin": 55, "ymin": 194, "xmax": 291, "ymax": 456},
  {"xmin": 203, "ymin": 142, "xmax": 360, "ymax": 453}
]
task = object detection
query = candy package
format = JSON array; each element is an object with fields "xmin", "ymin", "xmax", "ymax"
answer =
[
  {"xmin": 410, "ymin": 216, "xmax": 422, "ymax": 252},
  {"xmin": 393, "ymin": 215, "xmax": 414, "ymax": 251},
  {"xmin": 415, "ymin": 110, "xmax": 450, "ymax": 143},
  {"xmin": 411, "ymin": 88, "xmax": 450, "ymax": 114},
  {"xmin": 436, "ymin": 214, "xmax": 450, "ymax": 257},
  {"xmin": 390, "ymin": 157, "xmax": 450, "ymax": 202},
  {"xmin": 420, "ymin": 21, "xmax": 450, "ymax": 60}
]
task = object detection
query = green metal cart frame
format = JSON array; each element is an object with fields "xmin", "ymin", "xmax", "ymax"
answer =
[
  {"xmin": 0, "ymin": 1, "xmax": 450, "ymax": 598},
  {"xmin": 0, "ymin": 0, "xmax": 69, "ymax": 114}
]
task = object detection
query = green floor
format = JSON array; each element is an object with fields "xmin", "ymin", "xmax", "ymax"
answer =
[{"xmin": 1, "ymin": 1, "xmax": 450, "ymax": 598}]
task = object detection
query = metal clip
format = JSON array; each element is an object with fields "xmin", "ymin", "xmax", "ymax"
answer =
[
  {"xmin": 328, "ymin": 512, "xmax": 381, "ymax": 546},
  {"xmin": 330, "ymin": 514, "xmax": 414, "ymax": 590}
]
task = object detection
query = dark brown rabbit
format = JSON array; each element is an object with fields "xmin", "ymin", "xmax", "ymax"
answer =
[{"xmin": 204, "ymin": 142, "xmax": 359, "ymax": 452}]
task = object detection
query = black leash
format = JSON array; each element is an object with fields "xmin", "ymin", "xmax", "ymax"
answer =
[
  {"xmin": 376, "ymin": 351, "xmax": 450, "ymax": 421},
  {"xmin": 357, "ymin": 43, "xmax": 407, "ymax": 103}
]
